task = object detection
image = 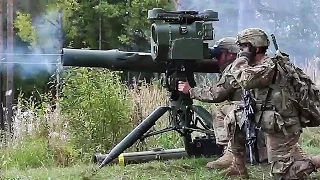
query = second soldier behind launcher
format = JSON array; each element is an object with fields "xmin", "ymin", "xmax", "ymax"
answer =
[{"xmin": 178, "ymin": 37, "xmax": 268, "ymax": 171}]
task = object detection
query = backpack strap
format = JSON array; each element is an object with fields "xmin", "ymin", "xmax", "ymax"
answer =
[{"xmin": 256, "ymin": 61, "xmax": 278, "ymax": 129}]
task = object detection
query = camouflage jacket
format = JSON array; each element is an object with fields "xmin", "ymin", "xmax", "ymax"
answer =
[
  {"xmin": 229, "ymin": 55, "xmax": 301, "ymax": 134},
  {"xmin": 189, "ymin": 63, "xmax": 242, "ymax": 103}
]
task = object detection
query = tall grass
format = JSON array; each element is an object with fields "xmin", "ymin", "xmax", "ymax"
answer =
[
  {"xmin": 1, "ymin": 57, "xmax": 320, "ymax": 170},
  {"xmin": 0, "ymin": 92, "xmax": 74, "ymax": 170}
]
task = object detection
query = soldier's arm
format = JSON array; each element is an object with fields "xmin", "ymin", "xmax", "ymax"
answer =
[
  {"xmin": 230, "ymin": 56, "xmax": 276, "ymax": 90},
  {"xmin": 188, "ymin": 83, "xmax": 234, "ymax": 103}
]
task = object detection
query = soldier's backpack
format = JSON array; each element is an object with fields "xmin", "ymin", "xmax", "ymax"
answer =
[{"xmin": 271, "ymin": 51, "xmax": 320, "ymax": 127}]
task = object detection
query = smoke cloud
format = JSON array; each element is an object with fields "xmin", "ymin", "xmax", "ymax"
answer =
[
  {"xmin": 176, "ymin": 0, "xmax": 320, "ymax": 66},
  {"xmin": 2, "ymin": 10, "xmax": 63, "ymax": 79}
]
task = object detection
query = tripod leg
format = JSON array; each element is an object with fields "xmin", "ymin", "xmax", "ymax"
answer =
[
  {"xmin": 191, "ymin": 105, "xmax": 213, "ymax": 129},
  {"xmin": 98, "ymin": 106, "xmax": 169, "ymax": 169},
  {"xmin": 140, "ymin": 126, "xmax": 177, "ymax": 139},
  {"xmin": 181, "ymin": 107, "xmax": 194, "ymax": 156}
]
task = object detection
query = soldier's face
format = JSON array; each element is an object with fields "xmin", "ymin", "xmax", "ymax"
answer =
[
  {"xmin": 217, "ymin": 52, "xmax": 235, "ymax": 66},
  {"xmin": 217, "ymin": 52, "xmax": 226, "ymax": 66},
  {"xmin": 239, "ymin": 43, "xmax": 251, "ymax": 53},
  {"xmin": 218, "ymin": 52, "xmax": 237, "ymax": 71}
]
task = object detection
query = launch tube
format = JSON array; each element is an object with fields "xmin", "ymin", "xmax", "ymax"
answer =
[{"xmin": 61, "ymin": 48, "xmax": 220, "ymax": 73}]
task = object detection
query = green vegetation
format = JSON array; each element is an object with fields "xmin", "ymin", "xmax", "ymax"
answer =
[
  {"xmin": 2, "ymin": 130, "xmax": 320, "ymax": 179},
  {"xmin": 2, "ymin": 158, "xmax": 271, "ymax": 180},
  {"xmin": 2, "ymin": 73, "xmax": 320, "ymax": 179},
  {"xmin": 61, "ymin": 69, "xmax": 132, "ymax": 154}
]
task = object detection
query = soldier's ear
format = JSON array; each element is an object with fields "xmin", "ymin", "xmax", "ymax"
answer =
[{"xmin": 255, "ymin": 48, "xmax": 260, "ymax": 53}]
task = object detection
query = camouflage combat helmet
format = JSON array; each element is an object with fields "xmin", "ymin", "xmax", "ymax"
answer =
[
  {"xmin": 214, "ymin": 37, "xmax": 240, "ymax": 54},
  {"xmin": 236, "ymin": 28, "xmax": 270, "ymax": 47}
]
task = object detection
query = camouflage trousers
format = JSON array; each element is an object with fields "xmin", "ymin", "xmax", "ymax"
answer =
[
  {"xmin": 230, "ymin": 125, "xmax": 316, "ymax": 180},
  {"xmin": 212, "ymin": 104, "xmax": 235, "ymax": 146},
  {"xmin": 213, "ymin": 103, "xmax": 267, "ymax": 162}
]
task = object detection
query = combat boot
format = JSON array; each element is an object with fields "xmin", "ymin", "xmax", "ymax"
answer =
[
  {"xmin": 310, "ymin": 156, "xmax": 320, "ymax": 169},
  {"xmin": 219, "ymin": 154, "xmax": 249, "ymax": 179},
  {"xmin": 205, "ymin": 148, "xmax": 233, "ymax": 170}
]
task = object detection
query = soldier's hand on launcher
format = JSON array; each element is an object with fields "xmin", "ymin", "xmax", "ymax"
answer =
[{"xmin": 178, "ymin": 81, "xmax": 191, "ymax": 94}]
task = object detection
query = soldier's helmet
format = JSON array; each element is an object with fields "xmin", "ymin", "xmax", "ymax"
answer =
[
  {"xmin": 210, "ymin": 37, "xmax": 240, "ymax": 58},
  {"xmin": 236, "ymin": 28, "xmax": 270, "ymax": 47},
  {"xmin": 214, "ymin": 37, "xmax": 240, "ymax": 54}
]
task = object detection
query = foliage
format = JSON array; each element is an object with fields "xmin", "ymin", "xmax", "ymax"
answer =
[
  {"xmin": 0, "ymin": 137, "xmax": 77, "ymax": 170},
  {"xmin": 126, "ymin": 81, "xmax": 184, "ymax": 150},
  {"xmin": 13, "ymin": 12, "xmax": 38, "ymax": 49},
  {"xmin": 116, "ymin": 0, "xmax": 175, "ymax": 46},
  {"xmin": 11, "ymin": 0, "xmax": 175, "ymax": 100},
  {"xmin": 0, "ymin": 90, "xmax": 77, "ymax": 170},
  {"xmin": 55, "ymin": 0, "xmax": 175, "ymax": 49},
  {"xmin": 60, "ymin": 68, "xmax": 133, "ymax": 158},
  {"xmin": 2, "ymin": 158, "xmax": 270, "ymax": 180},
  {"xmin": 15, "ymin": 0, "xmax": 175, "ymax": 49},
  {"xmin": 3, "ymin": 138, "xmax": 320, "ymax": 180},
  {"xmin": 14, "ymin": 69, "xmax": 52, "ymax": 100},
  {"xmin": 0, "ymin": 137, "xmax": 54, "ymax": 170},
  {"xmin": 10, "ymin": 0, "xmax": 177, "ymax": 165}
]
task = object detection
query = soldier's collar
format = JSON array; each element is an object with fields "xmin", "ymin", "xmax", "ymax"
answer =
[{"xmin": 251, "ymin": 55, "xmax": 269, "ymax": 65}]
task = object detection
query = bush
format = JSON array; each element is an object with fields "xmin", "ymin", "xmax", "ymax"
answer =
[
  {"xmin": 127, "ymin": 80, "xmax": 184, "ymax": 150},
  {"xmin": 1, "ymin": 137, "xmax": 55, "ymax": 170},
  {"xmin": 1, "ymin": 136, "xmax": 77, "ymax": 170},
  {"xmin": 0, "ymin": 91, "xmax": 77, "ymax": 170},
  {"xmin": 60, "ymin": 68, "xmax": 133, "ymax": 158}
]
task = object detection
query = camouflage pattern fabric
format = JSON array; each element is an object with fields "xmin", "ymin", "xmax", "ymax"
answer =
[
  {"xmin": 227, "ymin": 51, "xmax": 317, "ymax": 179},
  {"xmin": 189, "ymin": 57, "xmax": 269, "ymax": 162},
  {"xmin": 272, "ymin": 51, "xmax": 320, "ymax": 128},
  {"xmin": 212, "ymin": 102, "xmax": 237, "ymax": 146},
  {"xmin": 189, "ymin": 63, "xmax": 241, "ymax": 103},
  {"xmin": 189, "ymin": 37, "xmax": 241, "ymax": 145},
  {"xmin": 214, "ymin": 102, "xmax": 268, "ymax": 162},
  {"xmin": 189, "ymin": 35, "xmax": 271, "ymax": 169},
  {"xmin": 236, "ymin": 27, "xmax": 270, "ymax": 47},
  {"xmin": 214, "ymin": 37, "xmax": 240, "ymax": 54}
]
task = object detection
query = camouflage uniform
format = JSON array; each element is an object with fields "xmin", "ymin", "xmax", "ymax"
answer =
[
  {"xmin": 220, "ymin": 28, "xmax": 320, "ymax": 180},
  {"xmin": 189, "ymin": 37, "xmax": 267, "ymax": 170}
]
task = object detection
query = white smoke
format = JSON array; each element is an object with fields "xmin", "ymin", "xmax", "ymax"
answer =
[
  {"xmin": 6, "ymin": 10, "xmax": 63, "ymax": 78},
  {"xmin": 176, "ymin": 0, "xmax": 320, "ymax": 66}
]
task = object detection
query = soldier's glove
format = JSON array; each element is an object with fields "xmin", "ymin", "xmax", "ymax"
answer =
[
  {"xmin": 238, "ymin": 46, "xmax": 254, "ymax": 62},
  {"xmin": 238, "ymin": 51, "xmax": 253, "ymax": 61}
]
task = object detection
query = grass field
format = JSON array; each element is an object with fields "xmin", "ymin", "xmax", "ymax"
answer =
[
  {"xmin": 1, "ymin": 157, "xmax": 271, "ymax": 180},
  {"xmin": 2, "ymin": 61, "xmax": 320, "ymax": 180},
  {"xmin": 2, "ymin": 128, "xmax": 320, "ymax": 180},
  {"xmin": 2, "ymin": 156, "xmax": 320, "ymax": 180}
]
